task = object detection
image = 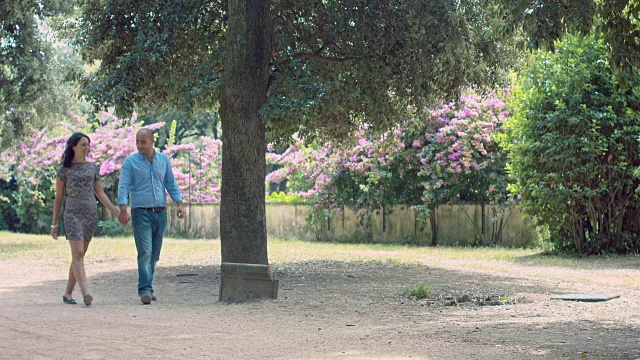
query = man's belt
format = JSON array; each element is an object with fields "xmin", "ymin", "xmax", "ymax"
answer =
[{"xmin": 137, "ymin": 207, "xmax": 166, "ymax": 212}]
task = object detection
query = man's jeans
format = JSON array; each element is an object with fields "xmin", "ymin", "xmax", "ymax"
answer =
[{"xmin": 131, "ymin": 208, "xmax": 167, "ymax": 295}]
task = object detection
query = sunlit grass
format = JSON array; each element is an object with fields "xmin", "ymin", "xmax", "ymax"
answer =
[
  {"xmin": 0, "ymin": 232, "xmax": 218, "ymax": 267},
  {"xmin": 0, "ymin": 232, "xmax": 637, "ymax": 271},
  {"xmin": 266, "ymin": 239, "xmax": 543, "ymax": 264}
]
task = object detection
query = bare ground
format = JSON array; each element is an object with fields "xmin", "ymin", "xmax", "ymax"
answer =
[{"xmin": 1, "ymin": 241, "xmax": 639, "ymax": 360}]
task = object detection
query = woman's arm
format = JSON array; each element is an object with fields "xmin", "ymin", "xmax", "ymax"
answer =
[
  {"xmin": 95, "ymin": 180, "xmax": 120, "ymax": 217},
  {"xmin": 51, "ymin": 179, "xmax": 65, "ymax": 239}
]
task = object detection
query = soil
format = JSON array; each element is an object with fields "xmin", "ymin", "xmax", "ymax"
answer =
[{"xmin": 1, "ymin": 243, "xmax": 639, "ymax": 360}]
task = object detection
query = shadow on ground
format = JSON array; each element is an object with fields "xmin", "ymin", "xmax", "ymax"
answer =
[{"xmin": 0, "ymin": 259, "xmax": 638, "ymax": 360}]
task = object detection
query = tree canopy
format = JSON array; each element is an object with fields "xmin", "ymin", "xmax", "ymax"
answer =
[
  {"xmin": 5, "ymin": 1, "xmax": 640, "ymax": 146},
  {"xmin": 76, "ymin": 0, "xmax": 514, "ymax": 142}
]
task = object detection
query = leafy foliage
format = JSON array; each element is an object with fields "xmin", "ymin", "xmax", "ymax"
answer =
[
  {"xmin": 266, "ymin": 192, "xmax": 305, "ymax": 204},
  {"xmin": 492, "ymin": 0, "xmax": 640, "ymax": 76},
  {"xmin": 1, "ymin": 0, "xmax": 80, "ymax": 146},
  {"xmin": 503, "ymin": 34, "xmax": 640, "ymax": 254},
  {"xmin": 139, "ymin": 109, "xmax": 222, "ymax": 148},
  {"xmin": 265, "ymin": 0, "xmax": 515, "ymax": 143},
  {"xmin": 75, "ymin": 0, "xmax": 227, "ymax": 113}
]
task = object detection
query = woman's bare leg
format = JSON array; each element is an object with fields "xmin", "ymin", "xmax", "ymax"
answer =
[
  {"xmin": 68, "ymin": 240, "xmax": 91, "ymax": 298},
  {"xmin": 63, "ymin": 266, "xmax": 76, "ymax": 299},
  {"xmin": 64, "ymin": 240, "xmax": 90, "ymax": 299}
]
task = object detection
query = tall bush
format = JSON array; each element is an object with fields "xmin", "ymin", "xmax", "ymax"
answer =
[
  {"xmin": 412, "ymin": 90, "xmax": 512, "ymax": 245},
  {"xmin": 503, "ymin": 34, "xmax": 640, "ymax": 254}
]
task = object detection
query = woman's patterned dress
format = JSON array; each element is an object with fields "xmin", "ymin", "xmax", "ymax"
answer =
[{"xmin": 57, "ymin": 163, "xmax": 100, "ymax": 241}]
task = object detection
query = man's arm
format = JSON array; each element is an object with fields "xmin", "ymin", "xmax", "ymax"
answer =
[
  {"xmin": 163, "ymin": 155, "xmax": 183, "ymax": 203},
  {"xmin": 163, "ymin": 155, "xmax": 185, "ymax": 219},
  {"xmin": 117, "ymin": 158, "xmax": 133, "ymax": 224}
]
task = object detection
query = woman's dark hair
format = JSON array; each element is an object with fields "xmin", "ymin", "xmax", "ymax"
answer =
[{"xmin": 62, "ymin": 132, "xmax": 90, "ymax": 168}]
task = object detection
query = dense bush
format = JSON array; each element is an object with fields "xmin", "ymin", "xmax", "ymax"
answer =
[{"xmin": 503, "ymin": 34, "xmax": 640, "ymax": 254}]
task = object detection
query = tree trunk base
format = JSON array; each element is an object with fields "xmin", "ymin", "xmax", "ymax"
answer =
[{"xmin": 219, "ymin": 262, "xmax": 279, "ymax": 302}]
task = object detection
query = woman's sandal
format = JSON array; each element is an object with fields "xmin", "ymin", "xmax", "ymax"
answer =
[
  {"xmin": 62, "ymin": 296, "xmax": 77, "ymax": 305},
  {"xmin": 83, "ymin": 294, "xmax": 93, "ymax": 306}
]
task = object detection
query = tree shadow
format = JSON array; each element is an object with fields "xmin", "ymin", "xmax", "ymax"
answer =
[
  {"xmin": 514, "ymin": 252, "xmax": 640, "ymax": 270},
  {"xmin": 1, "ymin": 259, "xmax": 637, "ymax": 360}
]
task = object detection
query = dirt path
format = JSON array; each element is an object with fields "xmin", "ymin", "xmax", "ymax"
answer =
[{"xmin": 0, "ymin": 244, "xmax": 639, "ymax": 360}]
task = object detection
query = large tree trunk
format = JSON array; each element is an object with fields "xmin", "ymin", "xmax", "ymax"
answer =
[
  {"xmin": 218, "ymin": 0, "xmax": 278, "ymax": 302},
  {"xmin": 219, "ymin": 0, "xmax": 272, "ymax": 265}
]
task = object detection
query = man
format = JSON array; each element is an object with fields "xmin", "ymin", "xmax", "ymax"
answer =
[{"xmin": 118, "ymin": 128, "xmax": 185, "ymax": 304}]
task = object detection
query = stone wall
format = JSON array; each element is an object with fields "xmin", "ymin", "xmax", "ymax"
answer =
[{"xmin": 165, "ymin": 203, "xmax": 536, "ymax": 247}]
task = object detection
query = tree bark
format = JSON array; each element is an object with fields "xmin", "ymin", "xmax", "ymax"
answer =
[
  {"xmin": 430, "ymin": 206, "xmax": 438, "ymax": 246},
  {"xmin": 219, "ymin": 0, "xmax": 272, "ymax": 264}
]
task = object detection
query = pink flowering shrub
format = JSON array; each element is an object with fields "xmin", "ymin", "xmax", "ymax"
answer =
[
  {"xmin": 411, "ymin": 90, "xmax": 514, "ymax": 244},
  {"xmin": 0, "ymin": 109, "xmax": 222, "ymax": 233},
  {"xmin": 267, "ymin": 89, "xmax": 515, "ymax": 243},
  {"xmin": 267, "ymin": 129, "xmax": 407, "ymax": 231},
  {"xmin": 163, "ymin": 136, "xmax": 222, "ymax": 203},
  {"xmin": 0, "ymin": 109, "xmax": 153, "ymax": 231},
  {"xmin": 3, "ymin": 89, "xmax": 512, "ymax": 241},
  {"xmin": 414, "ymin": 91, "xmax": 511, "ymax": 204}
]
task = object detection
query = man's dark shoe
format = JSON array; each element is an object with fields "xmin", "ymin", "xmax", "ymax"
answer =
[
  {"xmin": 83, "ymin": 294, "xmax": 93, "ymax": 306},
  {"xmin": 151, "ymin": 294, "xmax": 157, "ymax": 301},
  {"xmin": 140, "ymin": 291, "xmax": 152, "ymax": 305}
]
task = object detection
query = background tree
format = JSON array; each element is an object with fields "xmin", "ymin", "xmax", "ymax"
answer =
[{"xmin": 0, "ymin": 0, "xmax": 78, "ymax": 146}]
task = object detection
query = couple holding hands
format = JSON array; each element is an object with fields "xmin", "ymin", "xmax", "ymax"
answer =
[{"xmin": 51, "ymin": 128, "xmax": 185, "ymax": 306}]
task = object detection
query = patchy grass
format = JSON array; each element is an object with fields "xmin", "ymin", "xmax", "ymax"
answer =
[{"xmin": 403, "ymin": 284, "xmax": 431, "ymax": 299}]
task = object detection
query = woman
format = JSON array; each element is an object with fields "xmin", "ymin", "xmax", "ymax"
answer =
[{"xmin": 51, "ymin": 132, "xmax": 121, "ymax": 306}]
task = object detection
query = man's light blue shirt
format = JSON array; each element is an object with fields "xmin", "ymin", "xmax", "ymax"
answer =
[{"xmin": 118, "ymin": 151, "xmax": 184, "ymax": 208}]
